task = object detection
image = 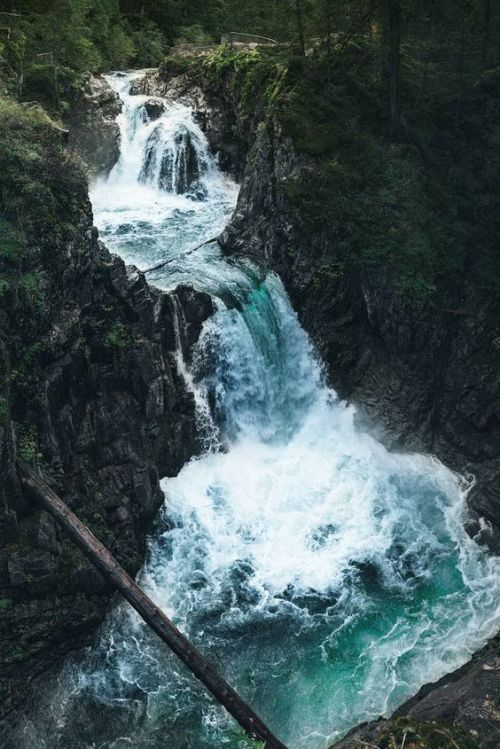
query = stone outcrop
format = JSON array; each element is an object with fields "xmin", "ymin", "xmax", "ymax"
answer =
[
  {"xmin": 333, "ymin": 635, "xmax": 500, "ymax": 749},
  {"xmin": 65, "ymin": 73, "xmax": 121, "ymax": 176},
  {"xmin": 0, "ymin": 111, "xmax": 212, "ymax": 724},
  {"xmin": 143, "ymin": 97, "xmax": 165, "ymax": 120}
]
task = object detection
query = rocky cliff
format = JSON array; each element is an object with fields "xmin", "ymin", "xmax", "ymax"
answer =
[
  {"xmin": 0, "ymin": 93, "xmax": 212, "ymax": 725},
  {"xmin": 222, "ymin": 120, "xmax": 500, "ymax": 551},
  {"xmin": 65, "ymin": 73, "xmax": 122, "ymax": 177},
  {"xmin": 145, "ymin": 49, "xmax": 500, "ymax": 747},
  {"xmin": 2, "ymin": 53, "xmax": 499, "ymax": 745},
  {"xmin": 144, "ymin": 50, "xmax": 500, "ymax": 547}
]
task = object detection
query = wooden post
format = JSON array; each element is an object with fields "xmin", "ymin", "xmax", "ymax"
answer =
[{"xmin": 17, "ymin": 462, "xmax": 288, "ymax": 749}]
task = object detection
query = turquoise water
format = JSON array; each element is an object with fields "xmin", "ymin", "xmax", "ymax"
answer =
[{"xmin": 10, "ymin": 71, "xmax": 500, "ymax": 749}]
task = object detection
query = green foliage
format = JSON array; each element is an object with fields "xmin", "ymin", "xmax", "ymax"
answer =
[
  {"xmin": 175, "ymin": 24, "xmax": 214, "ymax": 46},
  {"xmin": 130, "ymin": 22, "xmax": 166, "ymax": 67},
  {"xmin": 225, "ymin": 728, "xmax": 267, "ymax": 749},
  {"xmin": 0, "ymin": 94, "xmax": 89, "ymax": 442},
  {"xmin": 11, "ymin": 647, "xmax": 25, "ymax": 663},
  {"xmin": 0, "ymin": 598, "xmax": 12, "ymax": 611},
  {"xmin": 17, "ymin": 425, "xmax": 39, "ymax": 464},
  {"xmin": 102, "ymin": 322, "xmax": 134, "ymax": 350},
  {"xmin": 0, "ymin": 218, "xmax": 24, "ymax": 263},
  {"xmin": 0, "ymin": 96, "xmax": 86, "ymax": 345},
  {"xmin": 202, "ymin": 46, "xmax": 288, "ymax": 117},
  {"xmin": 199, "ymin": 37, "xmax": 500, "ymax": 300}
]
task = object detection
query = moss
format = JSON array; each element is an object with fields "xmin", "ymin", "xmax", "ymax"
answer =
[
  {"xmin": 11, "ymin": 648, "xmax": 25, "ymax": 663},
  {"xmin": 189, "ymin": 41, "xmax": 500, "ymax": 301},
  {"xmin": 224, "ymin": 728, "xmax": 266, "ymax": 749},
  {"xmin": 159, "ymin": 55, "xmax": 199, "ymax": 80},
  {"xmin": 373, "ymin": 717, "xmax": 479, "ymax": 749},
  {"xmin": 199, "ymin": 46, "xmax": 289, "ymax": 119},
  {"xmin": 102, "ymin": 322, "xmax": 134, "ymax": 350},
  {"xmin": 17, "ymin": 425, "xmax": 40, "ymax": 464}
]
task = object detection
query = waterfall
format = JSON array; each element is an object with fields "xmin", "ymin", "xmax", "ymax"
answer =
[
  {"xmin": 11, "ymin": 71, "xmax": 500, "ymax": 749},
  {"xmin": 89, "ymin": 71, "xmax": 238, "ymax": 288},
  {"xmin": 104, "ymin": 73, "xmax": 210, "ymax": 196}
]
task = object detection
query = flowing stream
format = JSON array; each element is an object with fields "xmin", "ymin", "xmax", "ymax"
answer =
[{"xmin": 15, "ymin": 71, "xmax": 500, "ymax": 749}]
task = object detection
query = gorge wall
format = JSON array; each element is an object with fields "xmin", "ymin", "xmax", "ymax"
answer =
[
  {"xmin": 144, "ymin": 50, "xmax": 500, "ymax": 548},
  {"xmin": 2, "ymin": 54, "xmax": 499, "ymax": 746},
  {"xmin": 0, "ymin": 92, "xmax": 212, "ymax": 725},
  {"xmin": 141, "ymin": 50, "xmax": 500, "ymax": 747}
]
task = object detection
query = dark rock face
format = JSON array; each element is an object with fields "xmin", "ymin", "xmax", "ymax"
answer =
[
  {"xmin": 143, "ymin": 97, "xmax": 165, "ymax": 121},
  {"xmin": 65, "ymin": 74, "xmax": 121, "ymax": 176},
  {"xmin": 143, "ymin": 67, "xmax": 500, "ymax": 746},
  {"xmin": 0, "ymin": 197, "xmax": 212, "ymax": 724},
  {"xmin": 394, "ymin": 637, "xmax": 500, "ymax": 749},
  {"xmin": 139, "ymin": 122, "xmax": 203, "ymax": 194},
  {"xmin": 220, "ymin": 120, "xmax": 500, "ymax": 545},
  {"xmin": 221, "ymin": 117, "xmax": 500, "ymax": 746}
]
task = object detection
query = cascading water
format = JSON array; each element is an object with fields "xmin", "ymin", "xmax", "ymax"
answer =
[
  {"xmin": 12, "ymin": 71, "xmax": 500, "ymax": 749},
  {"xmin": 90, "ymin": 71, "xmax": 238, "ymax": 287}
]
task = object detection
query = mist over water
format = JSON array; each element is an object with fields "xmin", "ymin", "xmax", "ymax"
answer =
[{"xmin": 12, "ymin": 71, "xmax": 500, "ymax": 749}]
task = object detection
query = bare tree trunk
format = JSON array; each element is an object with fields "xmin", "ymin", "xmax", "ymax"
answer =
[
  {"xmin": 294, "ymin": 0, "xmax": 306, "ymax": 56},
  {"xmin": 482, "ymin": 0, "xmax": 491, "ymax": 65},
  {"xmin": 387, "ymin": 0, "xmax": 402, "ymax": 141}
]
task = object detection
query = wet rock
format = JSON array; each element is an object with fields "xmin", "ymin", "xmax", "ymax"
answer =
[
  {"xmin": 393, "ymin": 636, "xmax": 500, "ymax": 749},
  {"xmin": 331, "ymin": 635, "xmax": 500, "ymax": 749},
  {"xmin": 143, "ymin": 97, "xmax": 165, "ymax": 121},
  {"xmin": 175, "ymin": 285, "xmax": 214, "ymax": 350},
  {"xmin": 135, "ymin": 67, "xmax": 249, "ymax": 179},
  {"xmin": 7, "ymin": 549, "xmax": 58, "ymax": 596},
  {"xmin": 30, "ymin": 512, "xmax": 59, "ymax": 555}
]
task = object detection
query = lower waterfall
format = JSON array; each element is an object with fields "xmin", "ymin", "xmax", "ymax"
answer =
[{"xmin": 12, "ymin": 71, "xmax": 500, "ymax": 749}]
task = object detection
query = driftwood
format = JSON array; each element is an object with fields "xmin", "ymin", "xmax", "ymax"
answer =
[
  {"xmin": 143, "ymin": 236, "xmax": 220, "ymax": 274},
  {"xmin": 18, "ymin": 461, "xmax": 288, "ymax": 749}
]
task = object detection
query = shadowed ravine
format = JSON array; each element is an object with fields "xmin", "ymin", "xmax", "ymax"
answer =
[{"xmin": 11, "ymin": 71, "xmax": 500, "ymax": 749}]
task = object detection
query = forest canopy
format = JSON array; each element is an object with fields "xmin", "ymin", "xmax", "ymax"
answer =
[{"xmin": 1, "ymin": 1, "xmax": 499, "ymax": 78}]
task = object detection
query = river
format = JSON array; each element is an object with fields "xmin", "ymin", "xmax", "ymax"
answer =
[{"xmin": 12, "ymin": 70, "xmax": 500, "ymax": 749}]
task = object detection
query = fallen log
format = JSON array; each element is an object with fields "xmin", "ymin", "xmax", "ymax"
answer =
[
  {"xmin": 143, "ymin": 236, "xmax": 220, "ymax": 274},
  {"xmin": 17, "ymin": 461, "xmax": 288, "ymax": 749}
]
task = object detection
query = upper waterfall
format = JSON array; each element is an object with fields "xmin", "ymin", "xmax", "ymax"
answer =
[
  {"xmin": 108, "ymin": 73, "xmax": 211, "ymax": 196},
  {"xmin": 89, "ymin": 71, "xmax": 238, "ymax": 291}
]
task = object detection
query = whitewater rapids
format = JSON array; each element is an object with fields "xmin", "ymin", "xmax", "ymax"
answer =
[{"xmin": 11, "ymin": 70, "xmax": 500, "ymax": 749}]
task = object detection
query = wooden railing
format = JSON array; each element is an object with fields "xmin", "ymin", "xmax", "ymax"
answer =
[{"xmin": 221, "ymin": 32, "xmax": 279, "ymax": 46}]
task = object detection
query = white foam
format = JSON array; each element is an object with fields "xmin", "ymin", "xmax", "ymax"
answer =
[{"xmin": 15, "ymin": 70, "xmax": 500, "ymax": 749}]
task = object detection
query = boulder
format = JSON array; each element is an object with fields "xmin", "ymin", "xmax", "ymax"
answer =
[{"xmin": 143, "ymin": 97, "xmax": 165, "ymax": 121}]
